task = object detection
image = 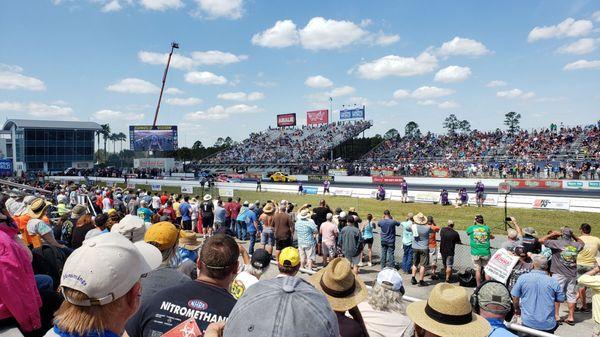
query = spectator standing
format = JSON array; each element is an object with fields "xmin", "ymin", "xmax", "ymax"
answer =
[
  {"xmin": 471, "ymin": 281, "xmax": 517, "ymax": 337},
  {"xmin": 296, "ymin": 208, "xmax": 318, "ymax": 270},
  {"xmin": 151, "ymin": 192, "xmax": 161, "ymax": 211},
  {"xmin": 235, "ymin": 201, "xmax": 250, "ymax": 240},
  {"xmin": 70, "ymin": 214, "xmax": 95, "ymax": 249},
  {"xmin": 200, "ymin": 194, "xmax": 215, "ymax": 237},
  {"xmin": 540, "ymin": 227, "xmax": 584, "ymax": 325},
  {"xmin": 359, "ymin": 213, "xmax": 375, "ymax": 267},
  {"xmin": 136, "ymin": 200, "xmax": 153, "ymax": 224},
  {"xmin": 400, "ymin": 212, "xmax": 414, "ymax": 273},
  {"xmin": 578, "ymin": 260, "xmax": 600, "ymax": 336},
  {"xmin": 179, "ymin": 196, "xmax": 192, "ymax": 231},
  {"xmin": 577, "ymin": 223, "xmax": 600, "ymax": 312},
  {"xmin": 467, "ymin": 214, "xmax": 494, "ymax": 286},
  {"xmin": 427, "ymin": 215, "xmax": 441, "ymax": 280},
  {"xmin": 408, "ymin": 213, "xmax": 430, "ymax": 287},
  {"xmin": 277, "ymin": 247, "xmax": 301, "ymax": 277},
  {"xmin": 378, "ymin": 210, "xmax": 401, "ymax": 269},
  {"xmin": 313, "ymin": 200, "xmax": 332, "ymax": 256},
  {"xmin": 244, "ymin": 204, "xmax": 259, "ymax": 254},
  {"xmin": 190, "ymin": 197, "xmax": 199, "ymax": 228},
  {"xmin": 213, "ymin": 200, "xmax": 226, "ymax": 230},
  {"xmin": 320, "ymin": 213, "xmax": 339, "ymax": 266},
  {"xmin": 259, "ymin": 203, "xmax": 276, "ymax": 254},
  {"xmin": 157, "ymin": 199, "xmax": 176, "ymax": 223},
  {"xmin": 440, "ymin": 220, "xmax": 462, "ymax": 283},
  {"xmin": 229, "ymin": 248, "xmax": 271, "ymax": 299},
  {"xmin": 273, "ymin": 205, "xmax": 294, "ymax": 262},
  {"xmin": 520, "ymin": 226, "xmax": 542, "ymax": 254},
  {"xmin": 511, "ymin": 255, "xmax": 565, "ymax": 333},
  {"xmin": 173, "ymin": 196, "xmax": 181, "ymax": 226},
  {"xmin": 224, "ymin": 197, "xmax": 233, "ymax": 230},
  {"xmin": 400, "ymin": 179, "xmax": 408, "ymax": 203},
  {"xmin": 475, "ymin": 180, "xmax": 485, "ymax": 207},
  {"xmin": 127, "ymin": 195, "xmax": 138, "ymax": 216},
  {"xmin": 229, "ymin": 197, "xmax": 241, "ymax": 233},
  {"xmin": 338, "ymin": 215, "xmax": 363, "ymax": 274}
]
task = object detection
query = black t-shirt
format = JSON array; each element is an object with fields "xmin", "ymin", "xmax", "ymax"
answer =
[
  {"xmin": 125, "ymin": 280, "xmax": 236, "ymax": 337},
  {"xmin": 200, "ymin": 201, "xmax": 214, "ymax": 217},
  {"xmin": 520, "ymin": 234, "xmax": 542, "ymax": 254},
  {"xmin": 312, "ymin": 206, "xmax": 331, "ymax": 227},
  {"xmin": 440, "ymin": 227, "xmax": 461, "ymax": 256}
]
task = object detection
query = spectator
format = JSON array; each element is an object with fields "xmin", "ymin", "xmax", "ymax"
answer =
[
  {"xmin": 84, "ymin": 213, "xmax": 109, "ymax": 240},
  {"xmin": 320, "ymin": 213, "xmax": 339, "ymax": 266},
  {"xmin": 27, "ymin": 198, "xmax": 65, "ymax": 249},
  {"xmin": 136, "ymin": 200, "xmax": 152, "ymax": 223},
  {"xmin": 235, "ymin": 201, "xmax": 250, "ymax": 241},
  {"xmin": 179, "ymin": 196, "xmax": 192, "ymax": 231},
  {"xmin": 173, "ymin": 196, "xmax": 182, "ymax": 226},
  {"xmin": 213, "ymin": 199, "xmax": 226, "ymax": 230},
  {"xmin": 70, "ymin": 213, "xmax": 95, "ymax": 249},
  {"xmin": 539, "ymin": 227, "xmax": 585, "ymax": 325},
  {"xmin": 151, "ymin": 192, "xmax": 161, "ymax": 211},
  {"xmin": 125, "ymin": 234, "xmax": 239, "ymax": 336},
  {"xmin": 244, "ymin": 204, "xmax": 259, "ymax": 254},
  {"xmin": 427, "ymin": 215, "xmax": 441, "ymax": 280},
  {"xmin": 400, "ymin": 212, "xmax": 414, "ymax": 273},
  {"xmin": 273, "ymin": 204, "xmax": 294, "ymax": 262},
  {"xmin": 472, "ymin": 281, "xmax": 518, "ymax": 336},
  {"xmin": 577, "ymin": 259, "xmax": 600, "ymax": 336},
  {"xmin": 511, "ymin": 254, "xmax": 565, "ymax": 333},
  {"xmin": 408, "ymin": 212, "xmax": 430, "ymax": 287},
  {"xmin": 358, "ymin": 268, "xmax": 413, "ymax": 337},
  {"xmin": 111, "ymin": 214, "xmax": 147, "ymax": 243},
  {"xmin": 313, "ymin": 200, "xmax": 332, "ymax": 256},
  {"xmin": 440, "ymin": 220, "xmax": 462, "ymax": 283},
  {"xmin": 310, "ymin": 257, "xmax": 369, "ymax": 337},
  {"xmin": 406, "ymin": 283, "xmax": 491, "ymax": 337},
  {"xmin": 338, "ymin": 215, "xmax": 362, "ymax": 274},
  {"xmin": 47, "ymin": 232, "xmax": 161, "ymax": 337},
  {"xmin": 577, "ymin": 223, "xmax": 600, "ymax": 312},
  {"xmin": 230, "ymin": 248, "xmax": 271, "ymax": 299},
  {"xmin": 141, "ymin": 221, "xmax": 190, "ymax": 303},
  {"xmin": 378, "ymin": 210, "xmax": 401, "ymax": 269},
  {"xmin": 359, "ymin": 213, "xmax": 375, "ymax": 267},
  {"xmin": 506, "ymin": 246, "xmax": 533, "ymax": 292},
  {"xmin": 467, "ymin": 214, "xmax": 494, "ymax": 286},
  {"xmin": 296, "ymin": 208, "xmax": 318, "ymax": 270},
  {"xmin": 520, "ymin": 226, "xmax": 542, "ymax": 254},
  {"xmin": 259, "ymin": 203, "xmax": 276, "ymax": 254},
  {"xmin": 277, "ymin": 247, "xmax": 301, "ymax": 277},
  {"xmin": 175, "ymin": 230, "xmax": 202, "ymax": 279},
  {"xmin": 157, "ymin": 199, "xmax": 176, "ymax": 222}
]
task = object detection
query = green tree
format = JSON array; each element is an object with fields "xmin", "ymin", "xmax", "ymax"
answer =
[
  {"xmin": 404, "ymin": 121, "xmax": 420, "ymax": 138},
  {"xmin": 117, "ymin": 132, "xmax": 127, "ymax": 152},
  {"xmin": 192, "ymin": 140, "xmax": 204, "ymax": 150},
  {"xmin": 384, "ymin": 128, "xmax": 400, "ymax": 139},
  {"xmin": 459, "ymin": 120, "xmax": 471, "ymax": 133},
  {"xmin": 504, "ymin": 111, "xmax": 521, "ymax": 134},
  {"xmin": 100, "ymin": 124, "xmax": 111, "ymax": 162},
  {"xmin": 443, "ymin": 114, "xmax": 460, "ymax": 135}
]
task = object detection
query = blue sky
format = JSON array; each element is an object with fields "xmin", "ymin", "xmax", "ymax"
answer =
[{"xmin": 1, "ymin": 0, "xmax": 599, "ymax": 147}]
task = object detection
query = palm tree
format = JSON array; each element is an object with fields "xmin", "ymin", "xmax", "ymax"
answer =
[
  {"xmin": 117, "ymin": 132, "xmax": 127, "ymax": 153},
  {"xmin": 110, "ymin": 133, "xmax": 118, "ymax": 154},
  {"xmin": 100, "ymin": 124, "xmax": 110, "ymax": 161}
]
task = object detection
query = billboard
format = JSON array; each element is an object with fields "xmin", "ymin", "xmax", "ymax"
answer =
[
  {"xmin": 129, "ymin": 125, "xmax": 178, "ymax": 151},
  {"xmin": 277, "ymin": 113, "xmax": 296, "ymax": 127},
  {"xmin": 339, "ymin": 107, "xmax": 365, "ymax": 120},
  {"xmin": 306, "ymin": 110, "xmax": 329, "ymax": 125},
  {"xmin": 0, "ymin": 158, "xmax": 12, "ymax": 175}
]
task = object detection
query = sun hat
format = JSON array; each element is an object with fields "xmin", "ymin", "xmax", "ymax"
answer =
[
  {"xmin": 223, "ymin": 277, "xmax": 339, "ymax": 337},
  {"xmin": 406, "ymin": 283, "xmax": 491, "ymax": 337},
  {"xmin": 298, "ymin": 209, "xmax": 311, "ymax": 219},
  {"xmin": 203, "ymin": 194, "xmax": 212, "ymax": 201},
  {"xmin": 178, "ymin": 230, "xmax": 202, "ymax": 250},
  {"xmin": 413, "ymin": 212, "xmax": 427, "ymax": 225},
  {"xmin": 70, "ymin": 204, "xmax": 88, "ymax": 219},
  {"xmin": 28, "ymin": 198, "xmax": 51, "ymax": 219},
  {"xmin": 522, "ymin": 227, "xmax": 537, "ymax": 237},
  {"xmin": 262, "ymin": 203, "xmax": 275, "ymax": 214},
  {"xmin": 111, "ymin": 214, "xmax": 146, "ymax": 242},
  {"xmin": 279, "ymin": 247, "xmax": 300, "ymax": 267},
  {"xmin": 348, "ymin": 207, "xmax": 356, "ymax": 212},
  {"xmin": 60, "ymin": 232, "xmax": 161, "ymax": 306},
  {"xmin": 377, "ymin": 267, "xmax": 405, "ymax": 294},
  {"xmin": 5, "ymin": 198, "xmax": 27, "ymax": 217},
  {"xmin": 251, "ymin": 249, "xmax": 272, "ymax": 269},
  {"xmin": 144, "ymin": 221, "xmax": 179, "ymax": 251},
  {"xmin": 476, "ymin": 282, "xmax": 513, "ymax": 315},
  {"xmin": 309, "ymin": 257, "xmax": 368, "ymax": 312}
]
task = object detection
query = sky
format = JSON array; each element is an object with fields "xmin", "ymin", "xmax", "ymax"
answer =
[{"xmin": 1, "ymin": 0, "xmax": 599, "ymax": 147}]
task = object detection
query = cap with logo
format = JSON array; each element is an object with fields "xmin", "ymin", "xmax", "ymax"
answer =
[
  {"xmin": 278, "ymin": 247, "xmax": 300, "ymax": 267},
  {"xmin": 476, "ymin": 281, "xmax": 513, "ymax": 314},
  {"xmin": 376, "ymin": 267, "xmax": 405, "ymax": 294},
  {"xmin": 251, "ymin": 249, "xmax": 272, "ymax": 269}
]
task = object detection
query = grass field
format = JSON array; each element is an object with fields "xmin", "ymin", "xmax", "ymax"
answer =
[{"xmin": 114, "ymin": 182, "xmax": 600, "ymax": 236}]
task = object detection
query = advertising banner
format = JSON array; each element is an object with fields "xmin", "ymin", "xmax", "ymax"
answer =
[
  {"xmin": 303, "ymin": 187, "xmax": 318, "ymax": 195},
  {"xmin": 328, "ymin": 169, "xmax": 348, "ymax": 176},
  {"xmin": 431, "ymin": 167, "xmax": 450, "ymax": 178},
  {"xmin": 564, "ymin": 180, "xmax": 600, "ymax": 190},
  {"xmin": 219, "ymin": 188, "xmax": 234, "ymax": 197},
  {"xmin": 306, "ymin": 110, "xmax": 329, "ymax": 125},
  {"xmin": 150, "ymin": 183, "xmax": 162, "ymax": 191},
  {"xmin": 468, "ymin": 194, "xmax": 499, "ymax": 206},
  {"xmin": 129, "ymin": 125, "xmax": 178, "ymax": 151},
  {"xmin": 133, "ymin": 158, "xmax": 175, "ymax": 171},
  {"xmin": 308, "ymin": 175, "xmax": 333, "ymax": 183},
  {"xmin": 126, "ymin": 183, "xmax": 136, "ymax": 189},
  {"xmin": 414, "ymin": 192, "xmax": 439, "ymax": 203},
  {"xmin": 0, "ymin": 158, "xmax": 13, "ymax": 175},
  {"xmin": 371, "ymin": 176, "xmax": 405, "ymax": 185},
  {"xmin": 370, "ymin": 168, "xmax": 395, "ymax": 176},
  {"xmin": 590, "ymin": 181, "xmax": 600, "ymax": 189},
  {"xmin": 505, "ymin": 179, "xmax": 563, "ymax": 189},
  {"xmin": 484, "ymin": 248, "xmax": 520, "ymax": 283},
  {"xmin": 339, "ymin": 107, "xmax": 365, "ymax": 120},
  {"xmin": 277, "ymin": 113, "xmax": 296, "ymax": 127},
  {"xmin": 532, "ymin": 198, "xmax": 570, "ymax": 210},
  {"xmin": 333, "ymin": 188, "xmax": 353, "ymax": 197},
  {"xmin": 181, "ymin": 186, "xmax": 194, "ymax": 194}
]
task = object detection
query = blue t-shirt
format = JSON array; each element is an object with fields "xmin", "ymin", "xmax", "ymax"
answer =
[
  {"xmin": 362, "ymin": 221, "xmax": 374, "ymax": 239},
  {"xmin": 179, "ymin": 202, "xmax": 191, "ymax": 221},
  {"xmin": 245, "ymin": 211, "xmax": 257, "ymax": 233},
  {"xmin": 401, "ymin": 220, "xmax": 413, "ymax": 245},
  {"xmin": 137, "ymin": 207, "xmax": 153, "ymax": 223},
  {"xmin": 487, "ymin": 318, "xmax": 518, "ymax": 337},
  {"xmin": 378, "ymin": 218, "xmax": 400, "ymax": 244},
  {"xmin": 511, "ymin": 270, "xmax": 565, "ymax": 331},
  {"xmin": 410, "ymin": 225, "xmax": 430, "ymax": 250}
]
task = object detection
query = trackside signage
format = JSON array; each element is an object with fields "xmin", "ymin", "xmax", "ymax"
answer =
[{"xmin": 532, "ymin": 199, "xmax": 570, "ymax": 211}]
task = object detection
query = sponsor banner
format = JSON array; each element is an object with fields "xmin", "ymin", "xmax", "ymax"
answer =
[
  {"xmin": 468, "ymin": 194, "xmax": 499, "ymax": 206},
  {"xmin": 150, "ymin": 183, "xmax": 162, "ymax": 191},
  {"xmin": 505, "ymin": 179, "xmax": 563, "ymax": 189},
  {"xmin": 219, "ymin": 188, "xmax": 234, "ymax": 197},
  {"xmin": 277, "ymin": 113, "xmax": 296, "ymax": 127},
  {"xmin": 564, "ymin": 181, "xmax": 584, "ymax": 189},
  {"xmin": 308, "ymin": 175, "xmax": 333, "ymax": 183},
  {"xmin": 339, "ymin": 107, "xmax": 365, "ymax": 120},
  {"xmin": 306, "ymin": 109, "xmax": 329, "ymax": 125},
  {"xmin": 484, "ymin": 248, "xmax": 520, "ymax": 284},
  {"xmin": 532, "ymin": 198, "xmax": 570, "ymax": 210},
  {"xmin": 303, "ymin": 187, "xmax": 318, "ymax": 195},
  {"xmin": 333, "ymin": 188, "xmax": 353, "ymax": 197},
  {"xmin": 328, "ymin": 169, "xmax": 348, "ymax": 176},
  {"xmin": 414, "ymin": 192, "xmax": 439, "ymax": 203},
  {"xmin": 133, "ymin": 158, "xmax": 175, "ymax": 171},
  {"xmin": 589, "ymin": 181, "xmax": 600, "ymax": 189},
  {"xmin": 0, "ymin": 158, "xmax": 13, "ymax": 175},
  {"xmin": 431, "ymin": 167, "xmax": 450, "ymax": 178},
  {"xmin": 371, "ymin": 176, "xmax": 405, "ymax": 185},
  {"xmin": 126, "ymin": 183, "xmax": 136, "ymax": 189},
  {"xmin": 181, "ymin": 186, "xmax": 194, "ymax": 194},
  {"xmin": 370, "ymin": 168, "xmax": 395, "ymax": 176}
]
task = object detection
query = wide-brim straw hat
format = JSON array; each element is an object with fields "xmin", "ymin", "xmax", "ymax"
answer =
[
  {"xmin": 203, "ymin": 194, "xmax": 212, "ymax": 201},
  {"xmin": 262, "ymin": 203, "xmax": 275, "ymax": 214},
  {"xmin": 413, "ymin": 212, "xmax": 427, "ymax": 225},
  {"xmin": 28, "ymin": 198, "xmax": 51, "ymax": 219},
  {"xmin": 309, "ymin": 257, "xmax": 367, "ymax": 312},
  {"xmin": 406, "ymin": 283, "xmax": 491, "ymax": 337},
  {"xmin": 298, "ymin": 209, "xmax": 312, "ymax": 219},
  {"xmin": 179, "ymin": 230, "xmax": 202, "ymax": 250}
]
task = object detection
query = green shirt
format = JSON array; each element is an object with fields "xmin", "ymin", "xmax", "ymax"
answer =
[{"xmin": 466, "ymin": 223, "xmax": 491, "ymax": 256}]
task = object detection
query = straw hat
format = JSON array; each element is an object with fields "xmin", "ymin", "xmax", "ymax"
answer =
[
  {"xmin": 262, "ymin": 203, "xmax": 275, "ymax": 215},
  {"xmin": 298, "ymin": 209, "xmax": 312, "ymax": 220},
  {"xmin": 203, "ymin": 194, "xmax": 212, "ymax": 201},
  {"xmin": 28, "ymin": 198, "xmax": 51, "ymax": 219},
  {"xmin": 309, "ymin": 257, "xmax": 368, "ymax": 312},
  {"xmin": 406, "ymin": 283, "xmax": 491, "ymax": 337},
  {"xmin": 179, "ymin": 230, "xmax": 202, "ymax": 250},
  {"xmin": 413, "ymin": 212, "xmax": 427, "ymax": 225}
]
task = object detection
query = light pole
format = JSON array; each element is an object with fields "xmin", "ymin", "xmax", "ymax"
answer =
[
  {"xmin": 152, "ymin": 42, "xmax": 179, "ymax": 128},
  {"xmin": 329, "ymin": 97, "xmax": 333, "ymax": 161}
]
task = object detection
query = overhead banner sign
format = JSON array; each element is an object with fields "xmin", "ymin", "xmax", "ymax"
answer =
[
  {"xmin": 339, "ymin": 107, "xmax": 365, "ymax": 120},
  {"xmin": 506, "ymin": 179, "xmax": 563, "ymax": 189},
  {"xmin": 277, "ymin": 113, "xmax": 296, "ymax": 127},
  {"xmin": 485, "ymin": 248, "xmax": 520, "ymax": 283},
  {"xmin": 532, "ymin": 198, "xmax": 570, "ymax": 211},
  {"xmin": 306, "ymin": 110, "xmax": 329, "ymax": 125}
]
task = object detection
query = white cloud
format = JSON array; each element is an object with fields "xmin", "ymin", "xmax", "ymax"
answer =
[
  {"xmin": 486, "ymin": 80, "xmax": 507, "ymax": 87},
  {"xmin": 140, "ymin": 0, "xmax": 183, "ymax": 11},
  {"xmin": 556, "ymin": 38, "xmax": 598, "ymax": 55},
  {"xmin": 354, "ymin": 51, "xmax": 438, "ymax": 79},
  {"xmin": 217, "ymin": 91, "xmax": 264, "ymax": 101},
  {"xmin": 184, "ymin": 71, "xmax": 227, "ymax": 85},
  {"xmin": 0, "ymin": 64, "xmax": 46, "ymax": 91},
  {"xmin": 93, "ymin": 109, "xmax": 144, "ymax": 121},
  {"xmin": 0, "ymin": 101, "xmax": 74, "ymax": 118},
  {"xmin": 101, "ymin": 0, "xmax": 122, "ymax": 12},
  {"xmin": 411, "ymin": 86, "xmax": 454, "ymax": 100},
  {"xmin": 393, "ymin": 89, "xmax": 410, "ymax": 99},
  {"xmin": 305, "ymin": 75, "xmax": 333, "ymax": 88},
  {"xmin": 438, "ymin": 100, "xmax": 459, "ymax": 109},
  {"xmin": 593, "ymin": 11, "xmax": 600, "ymax": 22},
  {"xmin": 373, "ymin": 33, "xmax": 400, "ymax": 46},
  {"xmin": 496, "ymin": 88, "xmax": 536, "ymax": 100},
  {"xmin": 184, "ymin": 103, "xmax": 260, "ymax": 121},
  {"xmin": 417, "ymin": 100, "xmax": 437, "ymax": 106},
  {"xmin": 194, "ymin": 0, "xmax": 244, "ymax": 19},
  {"xmin": 329, "ymin": 86, "xmax": 355, "ymax": 97},
  {"xmin": 191, "ymin": 50, "xmax": 248, "ymax": 65},
  {"xmin": 299, "ymin": 17, "xmax": 367, "ymax": 50},
  {"xmin": 377, "ymin": 100, "xmax": 398, "ymax": 107},
  {"xmin": 138, "ymin": 51, "xmax": 196, "ymax": 70},
  {"xmin": 251, "ymin": 20, "xmax": 300, "ymax": 48},
  {"xmin": 346, "ymin": 96, "xmax": 370, "ymax": 106},
  {"xmin": 527, "ymin": 18, "xmax": 593, "ymax": 42},
  {"xmin": 563, "ymin": 59, "xmax": 600, "ymax": 70},
  {"xmin": 165, "ymin": 87, "xmax": 184, "ymax": 95},
  {"xmin": 434, "ymin": 65, "xmax": 471, "ymax": 83},
  {"xmin": 106, "ymin": 78, "xmax": 159, "ymax": 94},
  {"xmin": 438, "ymin": 37, "xmax": 491, "ymax": 57},
  {"xmin": 165, "ymin": 97, "xmax": 203, "ymax": 106}
]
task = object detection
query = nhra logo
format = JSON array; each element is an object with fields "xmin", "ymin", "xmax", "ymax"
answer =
[{"xmin": 187, "ymin": 299, "xmax": 208, "ymax": 310}]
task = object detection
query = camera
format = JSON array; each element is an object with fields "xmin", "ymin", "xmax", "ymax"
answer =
[{"xmin": 505, "ymin": 217, "xmax": 512, "ymax": 222}]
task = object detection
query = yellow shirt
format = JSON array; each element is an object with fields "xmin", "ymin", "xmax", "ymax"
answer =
[
  {"xmin": 174, "ymin": 202, "xmax": 181, "ymax": 217},
  {"xmin": 578, "ymin": 274, "xmax": 600, "ymax": 323},
  {"xmin": 578, "ymin": 235, "xmax": 600, "ymax": 267}
]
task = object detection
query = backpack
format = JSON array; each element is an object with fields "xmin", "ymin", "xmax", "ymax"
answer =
[
  {"xmin": 32, "ymin": 245, "xmax": 68, "ymax": 289},
  {"xmin": 458, "ymin": 268, "xmax": 477, "ymax": 287}
]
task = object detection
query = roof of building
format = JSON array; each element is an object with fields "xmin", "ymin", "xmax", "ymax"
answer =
[{"xmin": 3, "ymin": 119, "xmax": 102, "ymax": 131}]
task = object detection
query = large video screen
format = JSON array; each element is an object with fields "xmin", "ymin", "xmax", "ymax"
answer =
[{"xmin": 129, "ymin": 125, "xmax": 178, "ymax": 152}]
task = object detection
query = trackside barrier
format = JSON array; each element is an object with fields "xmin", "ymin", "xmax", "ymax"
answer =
[{"xmin": 270, "ymin": 261, "xmax": 560, "ymax": 337}]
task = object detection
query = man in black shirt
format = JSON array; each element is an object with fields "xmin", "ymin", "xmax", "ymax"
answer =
[
  {"xmin": 312, "ymin": 200, "xmax": 331, "ymax": 256},
  {"xmin": 124, "ymin": 234, "xmax": 239, "ymax": 337},
  {"xmin": 439, "ymin": 220, "xmax": 462, "ymax": 283},
  {"xmin": 200, "ymin": 194, "xmax": 215, "ymax": 236}
]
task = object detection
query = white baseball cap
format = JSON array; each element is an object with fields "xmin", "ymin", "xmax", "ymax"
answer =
[
  {"xmin": 111, "ymin": 215, "xmax": 147, "ymax": 242},
  {"xmin": 376, "ymin": 267, "xmax": 405, "ymax": 293},
  {"xmin": 60, "ymin": 232, "xmax": 161, "ymax": 306}
]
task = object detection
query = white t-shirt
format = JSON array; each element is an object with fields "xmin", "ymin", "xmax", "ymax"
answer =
[
  {"xmin": 229, "ymin": 271, "xmax": 258, "ymax": 299},
  {"xmin": 152, "ymin": 196, "xmax": 161, "ymax": 209},
  {"xmin": 357, "ymin": 301, "xmax": 414, "ymax": 337},
  {"xmin": 102, "ymin": 198, "xmax": 112, "ymax": 213}
]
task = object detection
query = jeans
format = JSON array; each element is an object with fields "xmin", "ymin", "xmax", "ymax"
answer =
[
  {"xmin": 35, "ymin": 274, "xmax": 54, "ymax": 291},
  {"xmin": 236, "ymin": 220, "xmax": 247, "ymax": 240},
  {"xmin": 380, "ymin": 242, "xmax": 395, "ymax": 268},
  {"xmin": 248, "ymin": 231, "xmax": 257, "ymax": 255},
  {"xmin": 402, "ymin": 244, "xmax": 413, "ymax": 273}
]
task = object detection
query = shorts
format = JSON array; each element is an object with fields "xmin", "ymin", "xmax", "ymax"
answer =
[
  {"xmin": 261, "ymin": 228, "xmax": 275, "ymax": 246},
  {"xmin": 442, "ymin": 255, "xmax": 454, "ymax": 268},
  {"xmin": 428, "ymin": 247, "xmax": 438, "ymax": 265},
  {"xmin": 471, "ymin": 255, "xmax": 490, "ymax": 271},
  {"xmin": 202, "ymin": 216, "xmax": 214, "ymax": 228},
  {"xmin": 324, "ymin": 188, "xmax": 330, "ymax": 193},
  {"xmin": 476, "ymin": 192, "xmax": 484, "ymax": 199},
  {"xmin": 299, "ymin": 245, "xmax": 315, "ymax": 263},
  {"xmin": 553, "ymin": 274, "xmax": 577, "ymax": 303},
  {"xmin": 181, "ymin": 220, "xmax": 192, "ymax": 230},
  {"xmin": 347, "ymin": 255, "xmax": 361, "ymax": 266},
  {"xmin": 577, "ymin": 264, "xmax": 595, "ymax": 276},
  {"xmin": 322, "ymin": 243, "xmax": 336, "ymax": 258},
  {"xmin": 402, "ymin": 191, "xmax": 408, "ymax": 196},
  {"xmin": 275, "ymin": 237, "xmax": 292, "ymax": 251},
  {"xmin": 363, "ymin": 238, "xmax": 374, "ymax": 245},
  {"xmin": 413, "ymin": 249, "xmax": 429, "ymax": 268}
]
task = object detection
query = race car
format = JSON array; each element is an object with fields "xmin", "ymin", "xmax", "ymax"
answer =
[{"xmin": 269, "ymin": 172, "xmax": 296, "ymax": 182}]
